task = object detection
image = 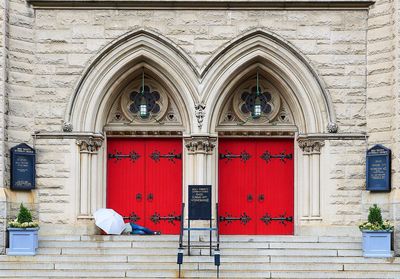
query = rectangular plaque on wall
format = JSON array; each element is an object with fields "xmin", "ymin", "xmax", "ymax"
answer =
[
  {"xmin": 188, "ymin": 185, "xmax": 211, "ymax": 220},
  {"xmin": 366, "ymin": 144, "xmax": 391, "ymax": 192},
  {"xmin": 11, "ymin": 143, "xmax": 36, "ymax": 191}
]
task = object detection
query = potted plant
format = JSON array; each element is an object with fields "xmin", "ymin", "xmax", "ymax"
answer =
[
  {"xmin": 359, "ymin": 204, "xmax": 393, "ymax": 257},
  {"xmin": 7, "ymin": 203, "xmax": 39, "ymax": 256}
]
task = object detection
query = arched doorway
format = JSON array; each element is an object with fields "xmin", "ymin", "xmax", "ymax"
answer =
[
  {"xmin": 104, "ymin": 70, "xmax": 187, "ymax": 234},
  {"xmin": 203, "ymin": 31, "xmax": 337, "ymax": 235},
  {"xmin": 215, "ymin": 70, "xmax": 296, "ymax": 235}
]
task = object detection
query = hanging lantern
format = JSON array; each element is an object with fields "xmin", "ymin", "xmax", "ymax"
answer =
[
  {"xmin": 252, "ymin": 94, "xmax": 262, "ymax": 119},
  {"xmin": 252, "ymin": 71, "xmax": 262, "ymax": 119},
  {"xmin": 139, "ymin": 68, "xmax": 149, "ymax": 119},
  {"xmin": 139, "ymin": 95, "xmax": 149, "ymax": 119}
]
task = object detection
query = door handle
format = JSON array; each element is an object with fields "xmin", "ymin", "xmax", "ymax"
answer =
[
  {"xmin": 136, "ymin": 193, "xmax": 142, "ymax": 201},
  {"xmin": 247, "ymin": 194, "xmax": 253, "ymax": 202},
  {"xmin": 258, "ymin": 194, "xmax": 265, "ymax": 202},
  {"xmin": 147, "ymin": 193, "xmax": 154, "ymax": 201}
]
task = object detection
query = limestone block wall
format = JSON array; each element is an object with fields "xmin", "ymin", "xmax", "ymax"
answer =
[
  {"xmin": 33, "ymin": 9, "xmax": 367, "ymax": 133},
  {"xmin": 5, "ymin": 0, "xmax": 400, "ymax": 252},
  {"xmin": 0, "ymin": 0, "xmax": 7, "ymax": 255},
  {"xmin": 32, "ymin": 8, "xmax": 368, "ymax": 230},
  {"xmin": 367, "ymin": 0, "xmax": 400, "ymax": 251},
  {"xmin": 0, "ymin": 0, "xmax": 35, "ymax": 253}
]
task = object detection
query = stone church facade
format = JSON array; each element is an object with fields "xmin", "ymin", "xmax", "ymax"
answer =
[{"xmin": 0, "ymin": 0, "xmax": 399, "ymax": 254}]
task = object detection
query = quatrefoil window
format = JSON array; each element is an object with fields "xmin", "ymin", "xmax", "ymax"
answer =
[
  {"xmin": 240, "ymin": 86, "xmax": 272, "ymax": 115},
  {"xmin": 129, "ymin": 85, "xmax": 161, "ymax": 115}
]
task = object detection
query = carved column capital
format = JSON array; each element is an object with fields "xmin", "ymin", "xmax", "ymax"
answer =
[
  {"xmin": 76, "ymin": 138, "xmax": 103, "ymax": 153},
  {"xmin": 298, "ymin": 139, "xmax": 325, "ymax": 154},
  {"xmin": 185, "ymin": 137, "xmax": 216, "ymax": 154}
]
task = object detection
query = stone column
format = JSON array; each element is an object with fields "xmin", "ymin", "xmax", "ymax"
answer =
[
  {"xmin": 76, "ymin": 138, "xmax": 103, "ymax": 218},
  {"xmin": 297, "ymin": 139, "xmax": 325, "ymax": 221},
  {"xmin": 184, "ymin": 137, "xmax": 217, "ymax": 221}
]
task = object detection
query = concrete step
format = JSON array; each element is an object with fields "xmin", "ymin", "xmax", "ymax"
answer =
[
  {"xmin": 270, "ymin": 271, "xmax": 400, "ymax": 279},
  {"xmin": 38, "ymin": 239, "xmax": 361, "ymax": 250},
  {"xmin": 3, "ymin": 234, "xmax": 400, "ymax": 279}
]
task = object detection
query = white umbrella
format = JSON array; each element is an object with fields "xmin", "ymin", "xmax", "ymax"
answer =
[{"xmin": 93, "ymin": 208, "xmax": 126, "ymax": 235}]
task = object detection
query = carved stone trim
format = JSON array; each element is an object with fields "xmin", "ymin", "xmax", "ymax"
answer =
[
  {"xmin": 62, "ymin": 121, "xmax": 73, "ymax": 132},
  {"xmin": 76, "ymin": 138, "xmax": 103, "ymax": 153},
  {"xmin": 185, "ymin": 137, "xmax": 216, "ymax": 154},
  {"xmin": 195, "ymin": 103, "xmax": 206, "ymax": 129},
  {"xmin": 297, "ymin": 139, "xmax": 325, "ymax": 154},
  {"xmin": 327, "ymin": 122, "xmax": 338, "ymax": 133}
]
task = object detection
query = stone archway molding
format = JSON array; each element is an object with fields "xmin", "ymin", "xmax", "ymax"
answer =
[
  {"xmin": 203, "ymin": 29, "xmax": 336, "ymax": 134},
  {"xmin": 65, "ymin": 29, "xmax": 197, "ymax": 134}
]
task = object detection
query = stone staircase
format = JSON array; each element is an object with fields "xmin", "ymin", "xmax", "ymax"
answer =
[{"xmin": 1, "ymin": 235, "xmax": 400, "ymax": 278}]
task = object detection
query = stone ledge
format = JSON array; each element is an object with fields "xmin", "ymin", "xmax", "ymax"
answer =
[
  {"xmin": 27, "ymin": 0, "xmax": 374, "ymax": 9},
  {"xmin": 33, "ymin": 132, "xmax": 104, "ymax": 140},
  {"xmin": 297, "ymin": 133, "xmax": 367, "ymax": 141}
]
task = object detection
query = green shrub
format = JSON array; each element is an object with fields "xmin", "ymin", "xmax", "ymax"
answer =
[
  {"xmin": 359, "ymin": 204, "xmax": 393, "ymax": 231},
  {"xmin": 17, "ymin": 203, "xmax": 33, "ymax": 224},
  {"xmin": 368, "ymin": 204, "xmax": 383, "ymax": 225}
]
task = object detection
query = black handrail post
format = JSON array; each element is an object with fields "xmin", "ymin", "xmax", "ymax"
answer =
[
  {"xmin": 188, "ymin": 218, "xmax": 191, "ymax": 256},
  {"xmin": 209, "ymin": 215, "xmax": 212, "ymax": 256},
  {"xmin": 177, "ymin": 203, "xmax": 185, "ymax": 278},
  {"xmin": 215, "ymin": 203, "xmax": 220, "ymax": 278},
  {"xmin": 216, "ymin": 203, "xmax": 220, "ymax": 250}
]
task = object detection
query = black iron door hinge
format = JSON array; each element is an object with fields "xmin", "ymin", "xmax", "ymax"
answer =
[
  {"xmin": 108, "ymin": 151, "xmax": 140, "ymax": 162},
  {"xmin": 260, "ymin": 212, "xmax": 293, "ymax": 225},
  {"xmin": 219, "ymin": 151, "xmax": 251, "ymax": 162},
  {"xmin": 260, "ymin": 151, "xmax": 292, "ymax": 163},
  {"xmin": 219, "ymin": 212, "xmax": 251, "ymax": 225},
  {"xmin": 123, "ymin": 212, "xmax": 140, "ymax": 223},
  {"xmin": 150, "ymin": 212, "xmax": 181, "ymax": 225},
  {"xmin": 150, "ymin": 150, "xmax": 182, "ymax": 163}
]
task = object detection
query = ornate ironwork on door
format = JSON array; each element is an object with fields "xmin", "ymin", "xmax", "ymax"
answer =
[
  {"xmin": 260, "ymin": 212, "xmax": 293, "ymax": 225},
  {"xmin": 219, "ymin": 212, "xmax": 251, "ymax": 225},
  {"xmin": 122, "ymin": 212, "xmax": 141, "ymax": 223},
  {"xmin": 260, "ymin": 151, "xmax": 292, "ymax": 163},
  {"xmin": 150, "ymin": 212, "xmax": 181, "ymax": 225},
  {"xmin": 150, "ymin": 150, "xmax": 182, "ymax": 163},
  {"xmin": 108, "ymin": 151, "xmax": 140, "ymax": 162},
  {"xmin": 219, "ymin": 151, "xmax": 251, "ymax": 162}
]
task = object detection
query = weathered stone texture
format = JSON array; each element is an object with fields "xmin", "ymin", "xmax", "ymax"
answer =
[
  {"xmin": 33, "ymin": 9, "xmax": 367, "ymax": 134},
  {"xmin": 35, "ymin": 139, "xmax": 75, "ymax": 225},
  {"xmin": 2, "ymin": 0, "xmax": 400, "ymax": 252},
  {"xmin": 324, "ymin": 140, "xmax": 366, "ymax": 227}
]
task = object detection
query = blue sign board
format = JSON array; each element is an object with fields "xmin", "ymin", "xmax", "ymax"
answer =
[
  {"xmin": 189, "ymin": 185, "xmax": 211, "ymax": 220},
  {"xmin": 11, "ymin": 143, "xmax": 36, "ymax": 191},
  {"xmin": 366, "ymin": 144, "xmax": 391, "ymax": 192}
]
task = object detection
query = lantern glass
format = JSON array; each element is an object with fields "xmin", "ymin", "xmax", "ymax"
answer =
[
  {"xmin": 252, "ymin": 96, "xmax": 262, "ymax": 119},
  {"xmin": 139, "ymin": 97, "xmax": 148, "ymax": 118}
]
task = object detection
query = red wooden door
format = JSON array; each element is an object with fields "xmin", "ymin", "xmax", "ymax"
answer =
[
  {"xmin": 255, "ymin": 139, "xmax": 294, "ymax": 235},
  {"xmin": 219, "ymin": 138, "xmax": 294, "ymax": 235},
  {"xmin": 218, "ymin": 139, "xmax": 257, "ymax": 235},
  {"xmin": 107, "ymin": 138, "xmax": 182, "ymax": 234},
  {"xmin": 107, "ymin": 139, "xmax": 145, "ymax": 225},
  {"xmin": 145, "ymin": 139, "xmax": 182, "ymax": 234}
]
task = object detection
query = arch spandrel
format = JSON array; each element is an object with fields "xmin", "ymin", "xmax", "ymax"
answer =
[
  {"xmin": 66, "ymin": 28, "xmax": 335, "ymax": 135},
  {"xmin": 66, "ymin": 30, "xmax": 198, "ymax": 134},
  {"xmin": 202, "ymin": 30, "xmax": 335, "ymax": 135}
]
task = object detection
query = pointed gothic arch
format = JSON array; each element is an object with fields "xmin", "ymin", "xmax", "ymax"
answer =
[
  {"xmin": 65, "ymin": 29, "xmax": 197, "ymax": 134},
  {"xmin": 202, "ymin": 29, "xmax": 336, "ymax": 134}
]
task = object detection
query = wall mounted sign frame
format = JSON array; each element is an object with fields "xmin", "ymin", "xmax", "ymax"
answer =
[
  {"xmin": 11, "ymin": 143, "xmax": 36, "ymax": 190},
  {"xmin": 366, "ymin": 144, "xmax": 391, "ymax": 192}
]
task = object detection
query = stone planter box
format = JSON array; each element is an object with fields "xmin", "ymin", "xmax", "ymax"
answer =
[
  {"xmin": 7, "ymin": 227, "xmax": 39, "ymax": 256},
  {"xmin": 362, "ymin": 230, "xmax": 392, "ymax": 257}
]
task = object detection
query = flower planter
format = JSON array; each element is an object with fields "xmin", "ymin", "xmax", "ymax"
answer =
[
  {"xmin": 362, "ymin": 230, "xmax": 392, "ymax": 257},
  {"xmin": 7, "ymin": 227, "xmax": 39, "ymax": 256}
]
